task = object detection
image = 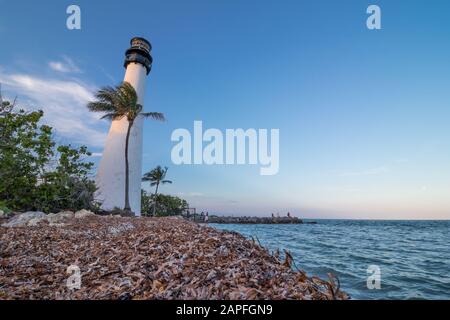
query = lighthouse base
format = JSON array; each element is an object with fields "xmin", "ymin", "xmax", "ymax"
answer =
[{"xmin": 95, "ymin": 116, "xmax": 144, "ymax": 216}]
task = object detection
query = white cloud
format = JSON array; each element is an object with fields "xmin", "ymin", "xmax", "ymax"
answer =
[
  {"xmin": 91, "ymin": 152, "xmax": 103, "ymax": 157},
  {"xmin": 339, "ymin": 166, "xmax": 390, "ymax": 177},
  {"xmin": 0, "ymin": 70, "xmax": 107, "ymax": 147},
  {"xmin": 177, "ymin": 192, "xmax": 205, "ymax": 197},
  {"xmin": 48, "ymin": 56, "xmax": 82, "ymax": 73}
]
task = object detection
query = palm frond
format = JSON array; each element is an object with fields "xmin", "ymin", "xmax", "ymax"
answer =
[
  {"xmin": 88, "ymin": 82, "xmax": 165, "ymax": 125},
  {"xmin": 96, "ymin": 86, "xmax": 119, "ymax": 105},
  {"xmin": 87, "ymin": 102, "xmax": 116, "ymax": 113},
  {"xmin": 116, "ymin": 83, "xmax": 133, "ymax": 109},
  {"xmin": 141, "ymin": 112, "xmax": 165, "ymax": 121},
  {"xmin": 121, "ymin": 82, "xmax": 138, "ymax": 106},
  {"xmin": 101, "ymin": 113, "xmax": 126, "ymax": 120}
]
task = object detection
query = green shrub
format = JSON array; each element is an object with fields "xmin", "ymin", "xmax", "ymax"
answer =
[
  {"xmin": 0, "ymin": 201, "xmax": 12, "ymax": 215},
  {"xmin": 0, "ymin": 102, "xmax": 97, "ymax": 213},
  {"xmin": 141, "ymin": 190, "xmax": 188, "ymax": 217}
]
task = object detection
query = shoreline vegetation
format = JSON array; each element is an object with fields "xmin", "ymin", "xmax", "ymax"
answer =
[{"xmin": 0, "ymin": 211, "xmax": 348, "ymax": 300}]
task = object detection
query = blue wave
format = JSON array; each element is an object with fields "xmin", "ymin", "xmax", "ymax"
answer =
[{"xmin": 213, "ymin": 220, "xmax": 450, "ymax": 300}]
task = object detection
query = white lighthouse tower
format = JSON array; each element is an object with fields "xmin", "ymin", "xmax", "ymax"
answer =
[{"xmin": 95, "ymin": 37, "xmax": 153, "ymax": 216}]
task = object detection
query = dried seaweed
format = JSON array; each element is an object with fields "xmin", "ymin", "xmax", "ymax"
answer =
[{"xmin": 0, "ymin": 215, "xmax": 348, "ymax": 300}]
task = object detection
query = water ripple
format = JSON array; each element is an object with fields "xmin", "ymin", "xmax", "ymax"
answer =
[{"xmin": 214, "ymin": 220, "xmax": 450, "ymax": 300}]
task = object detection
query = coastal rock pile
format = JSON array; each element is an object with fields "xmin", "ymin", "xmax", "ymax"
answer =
[
  {"xmin": 1, "ymin": 210, "xmax": 95, "ymax": 228},
  {"xmin": 0, "ymin": 215, "xmax": 347, "ymax": 300},
  {"xmin": 206, "ymin": 216, "xmax": 303, "ymax": 224}
]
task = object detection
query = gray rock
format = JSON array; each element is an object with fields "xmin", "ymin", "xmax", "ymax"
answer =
[
  {"xmin": 27, "ymin": 217, "xmax": 43, "ymax": 227},
  {"xmin": 57, "ymin": 211, "xmax": 75, "ymax": 219},
  {"xmin": 0, "ymin": 210, "xmax": 91, "ymax": 228},
  {"xmin": 74, "ymin": 209, "xmax": 95, "ymax": 219},
  {"xmin": 46, "ymin": 211, "xmax": 74, "ymax": 225},
  {"xmin": 1, "ymin": 211, "xmax": 46, "ymax": 228}
]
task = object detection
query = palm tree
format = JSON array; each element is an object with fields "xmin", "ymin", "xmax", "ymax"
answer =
[
  {"xmin": 142, "ymin": 166, "xmax": 172, "ymax": 216},
  {"xmin": 88, "ymin": 82, "xmax": 165, "ymax": 215}
]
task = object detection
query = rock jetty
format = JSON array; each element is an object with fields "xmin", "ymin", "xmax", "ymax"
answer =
[
  {"xmin": 203, "ymin": 216, "xmax": 303, "ymax": 224},
  {"xmin": 0, "ymin": 213, "xmax": 347, "ymax": 300}
]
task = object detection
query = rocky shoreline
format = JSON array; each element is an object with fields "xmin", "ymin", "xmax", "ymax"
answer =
[
  {"xmin": 203, "ymin": 216, "xmax": 307, "ymax": 224},
  {"xmin": 0, "ymin": 212, "xmax": 347, "ymax": 300}
]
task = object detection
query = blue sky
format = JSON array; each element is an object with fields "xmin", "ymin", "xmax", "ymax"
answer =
[{"xmin": 1, "ymin": 0, "xmax": 449, "ymax": 219}]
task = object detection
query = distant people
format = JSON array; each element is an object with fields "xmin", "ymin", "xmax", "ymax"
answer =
[
  {"xmin": 287, "ymin": 212, "xmax": 291, "ymax": 218},
  {"xmin": 271, "ymin": 213, "xmax": 275, "ymax": 218},
  {"xmin": 204, "ymin": 212, "xmax": 209, "ymax": 223}
]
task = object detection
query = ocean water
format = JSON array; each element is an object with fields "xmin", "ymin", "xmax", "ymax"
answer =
[{"xmin": 212, "ymin": 220, "xmax": 450, "ymax": 300}]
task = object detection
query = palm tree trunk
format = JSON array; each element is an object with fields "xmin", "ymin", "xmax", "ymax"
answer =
[
  {"xmin": 124, "ymin": 120, "xmax": 134, "ymax": 214},
  {"xmin": 152, "ymin": 182, "xmax": 160, "ymax": 216}
]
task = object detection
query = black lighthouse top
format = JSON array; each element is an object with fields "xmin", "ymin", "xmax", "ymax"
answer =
[{"xmin": 124, "ymin": 37, "xmax": 153, "ymax": 75}]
